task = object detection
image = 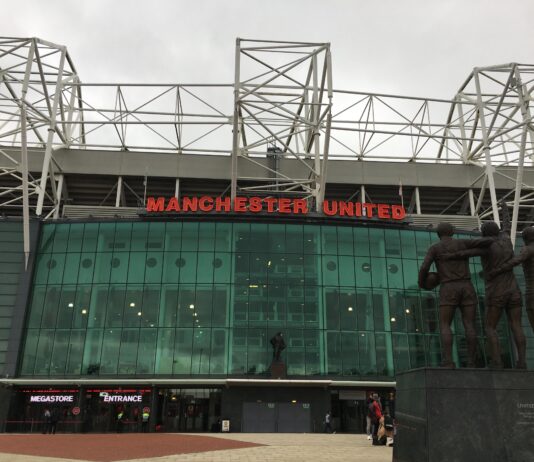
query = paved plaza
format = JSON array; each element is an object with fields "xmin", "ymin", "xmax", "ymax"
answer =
[{"xmin": 0, "ymin": 433, "xmax": 393, "ymax": 462}]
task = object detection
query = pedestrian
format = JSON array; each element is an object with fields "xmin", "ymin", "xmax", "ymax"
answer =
[
  {"xmin": 43, "ymin": 408, "xmax": 51, "ymax": 434},
  {"xmin": 116, "ymin": 409, "xmax": 124, "ymax": 433},
  {"xmin": 141, "ymin": 409, "xmax": 150, "ymax": 433},
  {"xmin": 50, "ymin": 408, "xmax": 60, "ymax": 434},
  {"xmin": 369, "ymin": 393, "xmax": 383, "ymax": 445},
  {"xmin": 365, "ymin": 396, "xmax": 373, "ymax": 440},
  {"xmin": 323, "ymin": 410, "xmax": 333, "ymax": 433}
]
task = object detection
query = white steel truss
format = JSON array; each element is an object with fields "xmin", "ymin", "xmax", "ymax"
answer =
[{"xmin": 1, "ymin": 38, "xmax": 534, "ymax": 253}]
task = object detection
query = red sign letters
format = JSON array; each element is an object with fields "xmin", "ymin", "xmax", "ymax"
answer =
[{"xmin": 146, "ymin": 196, "xmax": 406, "ymax": 221}]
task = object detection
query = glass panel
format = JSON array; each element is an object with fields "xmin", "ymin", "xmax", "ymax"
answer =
[
  {"xmin": 118, "ymin": 329, "xmax": 139, "ymax": 374},
  {"xmin": 127, "ymin": 252, "xmax": 146, "ymax": 283},
  {"xmin": 196, "ymin": 253, "xmax": 214, "ymax": 284},
  {"xmin": 114, "ymin": 222, "xmax": 132, "ymax": 252},
  {"xmin": 286, "ymin": 224, "xmax": 303, "ymax": 254},
  {"xmin": 230, "ymin": 328, "xmax": 247, "ymax": 374},
  {"xmin": 338, "ymin": 256, "xmax": 355, "ymax": 286},
  {"xmin": 137, "ymin": 329, "xmax": 157, "ymax": 374},
  {"xmin": 386, "ymin": 258, "xmax": 403, "ymax": 289},
  {"xmin": 66, "ymin": 330, "xmax": 85, "ymax": 375},
  {"xmin": 50, "ymin": 330, "xmax": 69, "ymax": 375},
  {"xmin": 39, "ymin": 225, "xmax": 55, "ymax": 253},
  {"xmin": 192, "ymin": 329, "xmax": 211, "ymax": 374},
  {"xmin": 20, "ymin": 329, "xmax": 39, "ymax": 375},
  {"xmin": 57, "ymin": 287, "xmax": 76, "ymax": 328},
  {"xmin": 77, "ymin": 253, "xmax": 95, "ymax": 284},
  {"xmin": 165, "ymin": 222, "xmax": 182, "ymax": 251},
  {"xmin": 286, "ymin": 329, "xmax": 305, "ymax": 375},
  {"xmin": 63, "ymin": 253, "xmax": 81, "ymax": 284},
  {"xmin": 321, "ymin": 226, "xmax": 337, "ymax": 254},
  {"xmin": 145, "ymin": 252, "xmax": 163, "ymax": 283},
  {"xmin": 182, "ymin": 223, "xmax": 199, "ymax": 252},
  {"xmin": 82, "ymin": 223, "xmax": 99, "ymax": 253},
  {"xmin": 210, "ymin": 329, "xmax": 227, "ymax": 373},
  {"xmin": 322, "ymin": 255, "xmax": 339, "ymax": 286},
  {"xmin": 47, "ymin": 253, "xmax": 66, "ymax": 284},
  {"xmin": 41, "ymin": 286, "xmax": 61, "ymax": 328},
  {"xmin": 337, "ymin": 227, "xmax": 354, "ymax": 256},
  {"xmin": 339, "ymin": 289, "xmax": 357, "ymax": 331},
  {"xmin": 155, "ymin": 328, "xmax": 175, "ymax": 373},
  {"xmin": 52, "ymin": 224, "xmax": 69, "ymax": 253},
  {"xmin": 215, "ymin": 223, "xmax": 232, "ymax": 252},
  {"xmin": 369, "ymin": 228, "xmax": 385, "ymax": 257},
  {"xmin": 304, "ymin": 330, "xmax": 321, "ymax": 375},
  {"xmin": 67, "ymin": 223, "xmax": 84, "ymax": 253},
  {"xmin": 82, "ymin": 329, "xmax": 103, "ymax": 375},
  {"xmin": 400, "ymin": 230, "xmax": 417, "ymax": 259},
  {"xmin": 198, "ymin": 223, "xmax": 215, "ymax": 251},
  {"xmin": 392, "ymin": 333, "xmax": 410, "ymax": 372},
  {"xmin": 354, "ymin": 227, "xmax": 370, "ymax": 256},
  {"xmin": 100, "ymin": 328, "xmax": 121, "ymax": 374},
  {"xmin": 173, "ymin": 328, "xmax": 193, "ymax": 374},
  {"xmin": 131, "ymin": 223, "xmax": 149, "ymax": 251},
  {"xmin": 359, "ymin": 332, "xmax": 377, "ymax": 376},
  {"xmin": 179, "ymin": 252, "xmax": 198, "ymax": 283},
  {"xmin": 341, "ymin": 332, "xmax": 358, "ymax": 375},
  {"xmin": 33, "ymin": 330, "xmax": 54, "ymax": 375},
  {"xmin": 247, "ymin": 328, "xmax": 268, "ymax": 374},
  {"xmin": 97, "ymin": 223, "xmax": 115, "ymax": 252},
  {"xmin": 326, "ymin": 331, "xmax": 341, "ymax": 375}
]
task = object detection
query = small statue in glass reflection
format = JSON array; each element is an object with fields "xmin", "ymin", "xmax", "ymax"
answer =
[{"xmin": 270, "ymin": 332, "xmax": 286, "ymax": 362}]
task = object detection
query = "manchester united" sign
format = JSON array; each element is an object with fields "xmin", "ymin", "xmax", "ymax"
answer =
[{"xmin": 146, "ymin": 196, "xmax": 406, "ymax": 220}]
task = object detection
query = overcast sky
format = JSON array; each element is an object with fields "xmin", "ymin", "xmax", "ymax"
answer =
[{"xmin": 4, "ymin": 0, "xmax": 534, "ymax": 99}]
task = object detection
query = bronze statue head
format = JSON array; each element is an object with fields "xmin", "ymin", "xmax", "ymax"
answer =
[
  {"xmin": 522, "ymin": 226, "xmax": 534, "ymax": 244},
  {"xmin": 481, "ymin": 221, "xmax": 500, "ymax": 237},
  {"xmin": 436, "ymin": 222, "xmax": 454, "ymax": 238}
]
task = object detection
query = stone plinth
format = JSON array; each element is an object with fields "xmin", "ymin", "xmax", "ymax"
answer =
[
  {"xmin": 393, "ymin": 368, "xmax": 534, "ymax": 462},
  {"xmin": 270, "ymin": 361, "xmax": 287, "ymax": 379}
]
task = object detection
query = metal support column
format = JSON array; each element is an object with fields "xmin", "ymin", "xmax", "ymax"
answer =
[
  {"xmin": 230, "ymin": 38, "xmax": 241, "ymax": 203},
  {"xmin": 115, "ymin": 176, "xmax": 123, "ymax": 208},
  {"xmin": 36, "ymin": 46, "xmax": 67, "ymax": 216},
  {"xmin": 415, "ymin": 186, "xmax": 421, "ymax": 215},
  {"xmin": 473, "ymin": 69, "xmax": 500, "ymax": 226}
]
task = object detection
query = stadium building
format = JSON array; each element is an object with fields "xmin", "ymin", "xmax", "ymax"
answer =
[{"xmin": 0, "ymin": 38, "xmax": 533, "ymax": 433}]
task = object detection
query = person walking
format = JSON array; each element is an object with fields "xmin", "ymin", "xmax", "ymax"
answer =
[
  {"xmin": 50, "ymin": 408, "xmax": 60, "ymax": 434},
  {"xmin": 43, "ymin": 408, "xmax": 51, "ymax": 434},
  {"xmin": 116, "ymin": 409, "xmax": 125, "ymax": 433},
  {"xmin": 365, "ymin": 396, "xmax": 373, "ymax": 440},
  {"xmin": 141, "ymin": 409, "xmax": 150, "ymax": 433},
  {"xmin": 323, "ymin": 411, "xmax": 333, "ymax": 433},
  {"xmin": 369, "ymin": 394, "xmax": 383, "ymax": 445}
]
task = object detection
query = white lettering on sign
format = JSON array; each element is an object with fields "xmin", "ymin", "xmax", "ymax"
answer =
[
  {"xmin": 29, "ymin": 395, "xmax": 74, "ymax": 403},
  {"xmin": 102, "ymin": 395, "xmax": 142, "ymax": 403}
]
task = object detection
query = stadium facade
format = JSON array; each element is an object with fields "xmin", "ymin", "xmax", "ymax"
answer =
[{"xmin": 0, "ymin": 38, "xmax": 533, "ymax": 433}]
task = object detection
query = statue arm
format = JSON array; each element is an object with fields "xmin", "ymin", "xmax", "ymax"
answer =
[
  {"xmin": 440, "ymin": 238, "xmax": 491, "ymax": 260},
  {"xmin": 418, "ymin": 247, "xmax": 436, "ymax": 288},
  {"xmin": 488, "ymin": 247, "xmax": 531, "ymax": 279}
]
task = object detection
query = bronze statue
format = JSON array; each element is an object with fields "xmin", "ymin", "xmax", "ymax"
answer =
[
  {"xmin": 270, "ymin": 332, "xmax": 286, "ymax": 362},
  {"xmin": 418, "ymin": 222, "xmax": 482, "ymax": 368},
  {"xmin": 443, "ymin": 221, "xmax": 527, "ymax": 369},
  {"xmin": 488, "ymin": 226, "xmax": 534, "ymax": 336}
]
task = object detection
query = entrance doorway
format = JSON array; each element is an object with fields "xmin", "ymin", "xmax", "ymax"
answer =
[
  {"xmin": 159, "ymin": 388, "xmax": 221, "ymax": 432},
  {"xmin": 242, "ymin": 402, "xmax": 311, "ymax": 432}
]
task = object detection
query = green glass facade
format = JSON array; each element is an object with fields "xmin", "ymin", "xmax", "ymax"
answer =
[{"xmin": 19, "ymin": 220, "xmax": 519, "ymax": 379}]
